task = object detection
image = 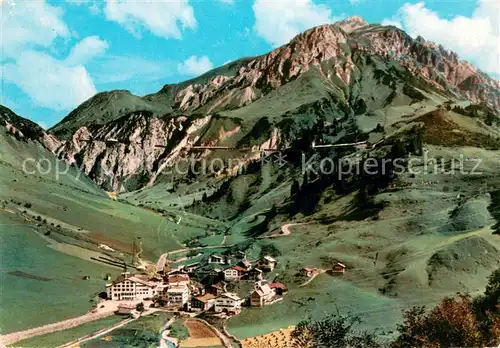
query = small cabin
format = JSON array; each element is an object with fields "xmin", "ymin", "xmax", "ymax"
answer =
[
  {"xmin": 332, "ymin": 262, "xmax": 346, "ymax": 274},
  {"xmin": 245, "ymin": 268, "xmax": 263, "ymax": 281},
  {"xmin": 207, "ymin": 281, "xmax": 227, "ymax": 296}
]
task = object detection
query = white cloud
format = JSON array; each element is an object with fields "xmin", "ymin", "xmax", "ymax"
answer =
[
  {"xmin": 252, "ymin": 0, "xmax": 335, "ymax": 46},
  {"xmin": 0, "ymin": 1, "xmax": 101, "ymax": 111},
  {"xmin": 381, "ymin": 19, "xmax": 402, "ymax": 29},
  {"xmin": 0, "ymin": 0, "xmax": 70, "ymax": 58},
  {"xmin": 178, "ymin": 56, "xmax": 214, "ymax": 76},
  {"xmin": 385, "ymin": 1, "xmax": 499, "ymax": 75},
  {"xmin": 104, "ymin": 0, "xmax": 197, "ymax": 39},
  {"xmin": 4, "ymin": 51, "xmax": 97, "ymax": 111},
  {"xmin": 66, "ymin": 36, "xmax": 109, "ymax": 66},
  {"xmin": 217, "ymin": 0, "xmax": 235, "ymax": 4}
]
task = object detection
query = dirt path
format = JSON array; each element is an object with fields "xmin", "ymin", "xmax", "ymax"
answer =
[
  {"xmin": 0, "ymin": 309, "xmax": 116, "ymax": 346},
  {"xmin": 263, "ymin": 222, "xmax": 311, "ymax": 239},
  {"xmin": 299, "ymin": 269, "xmax": 326, "ymax": 287}
]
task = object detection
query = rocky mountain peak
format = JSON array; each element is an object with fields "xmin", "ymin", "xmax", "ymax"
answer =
[{"xmin": 336, "ymin": 15, "xmax": 369, "ymax": 33}]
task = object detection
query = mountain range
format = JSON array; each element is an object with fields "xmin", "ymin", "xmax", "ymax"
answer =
[
  {"xmin": 3, "ymin": 16, "xmax": 498, "ymax": 192},
  {"xmin": 2, "ymin": 16, "xmax": 500, "ymax": 341}
]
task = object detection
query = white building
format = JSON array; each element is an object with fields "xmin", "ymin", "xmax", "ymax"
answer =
[
  {"xmin": 259, "ymin": 255, "xmax": 277, "ymax": 271},
  {"xmin": 214, "ymin": 292, "xmax": 243, "ymax": 313},
  {"xmin": 250, "ymin": 281, "xmax": 275, "ymax": 307},
  {"xmin": 223, "ymin": 266, "xmax": 246, "ymax": 281},
  {"xmin": 208, "ymin": 254, "xmax": 226, "ymax": 264},
  {"xmin": 167, "ymin": 285, "xmax": 190, "ymax": 307},
  {"xmin": 106, "ymin": 273, "xmax": 158, "ymax": 301}
]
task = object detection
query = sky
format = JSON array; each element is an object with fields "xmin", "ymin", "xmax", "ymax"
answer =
[{"xmin": 0, "ymin": 0, "xmax": 498, "ymax": 128}]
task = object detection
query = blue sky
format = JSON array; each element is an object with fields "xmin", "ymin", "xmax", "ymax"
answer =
[{"xmin": 0, "ymin": 0, "xmax": 498, "ymax": 128}]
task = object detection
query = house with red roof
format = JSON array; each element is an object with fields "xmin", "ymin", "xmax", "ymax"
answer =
[
  {"xmin": 269, "ymin": 282, "xmax": 288, "ymax": 296},
  {"xmin": 223, "ymin": 265, "xmax": 247, "ymax": 281}
]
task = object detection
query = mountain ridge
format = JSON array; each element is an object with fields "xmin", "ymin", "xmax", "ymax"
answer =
[
  {"xmin": 3, "ymin": 16, "xmax": 500, "ymax": 192},
  {"xmin": 50, "ymin": 16, "xmax": 499, "ymax": 137}
]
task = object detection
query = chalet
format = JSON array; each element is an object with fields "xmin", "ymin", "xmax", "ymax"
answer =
[
  {"xmin": 168, "ymin": 273, "xmax": 190, "ymax": 286},
  {"xmin": 214, "ymin": 293, "xmax": 243, "ymax": 313},
  {"xmin": 195, "ymin": 264, "xmax": 224, "ymax": 285},
  {"xmin": 208, "ymin": 253, "xmax": 226, "ymax": 265},
  {"xmin": 250, "ymin": 281, "xmax": 275, "ymax": 307},
  {"xmin": 167, "ymin": 285, "xmax": 189, "ymax": 308},
  {"xmin": 269, "ymin": 283, "xmax": 288, "ymax": 296},
  {"xmin": 191, "ymin": 293, "xmax": 217, "ymax": 312},
  {"xmin": 237, "ymin": 259, "xmax": 252, "ymax": 271},
  {"xmin": 223, "ymin": 265, "xmax": 246, "ymax": 281},
  {"xmin": 106, "ymin": 273, "xmax": 158, "ymax": 301},
  {"xmin": 259, "ymin": 255, "xmax": 277, "ymax": 271},
  {"xmin": 332, "ymin": 262, "xmax": 346, "ymax": 274},
  {"xmin": 167, "ymin": 269, "xmax": 189, "ymax": 277},
  {"xmin": 301, "ymin": 268, "xmax": 315, "ymax": 277},
  {"xmin": 245, "ymin": 268, "xmax": 263, "ymax": 281},
  {"xmin": 207, "ymin": 281, "xmax": 227, "ymax": 296}
]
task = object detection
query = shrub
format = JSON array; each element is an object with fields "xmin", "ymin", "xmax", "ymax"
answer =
[{"xmin": 292, "ymin": 313, "xmax": 381, "ymax": 348}]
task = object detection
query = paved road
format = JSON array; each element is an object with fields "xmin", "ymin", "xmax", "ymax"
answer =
[
  {"xmin": 155, "ymin": 236, "xmax": 229, "ymax": 273},
  {"xmin": 57, "ymin": 318, "xmax": 135, "ymax": 348},
  {"xmin": 159, "ymin": 317, "xmax": 177, "ymax": 348},
  {"xmin": 0, "ymin": 310, "xmax": 116, "ymax": 346}
]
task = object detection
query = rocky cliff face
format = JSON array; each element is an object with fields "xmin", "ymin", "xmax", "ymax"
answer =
[
  {"xmin": 0, "ymin": 105, "xmax": 61, "ymax": 151},
  {"xmin": 37, "ymin": 16, "xmax": 500, "ymax": 192}
]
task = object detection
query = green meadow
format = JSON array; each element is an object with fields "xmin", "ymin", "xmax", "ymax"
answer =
[
  {"xmin": 0, "ymin": 130, "xmax": 210, "ymax": 333},
  {"xmin": 0, "ymin": 212, "xmax": 118, "ymax": 334}
]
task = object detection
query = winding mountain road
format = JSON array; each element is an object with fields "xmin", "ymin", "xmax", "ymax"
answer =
[{"xmin": 156, "ymin": 235, "xmax": 228, "ymax": 272}]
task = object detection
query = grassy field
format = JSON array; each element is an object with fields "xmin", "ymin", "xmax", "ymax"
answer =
[
  {"xmin": 168, "ymin": 320, "xmax": 189, "ymax": 340},
  {"xmin": 0, "ymin": 129, "xmax": 212, "ymax": 261},
  {"xmin": 227, "ymin": 274, "xmax": 402, "ymax": 339},
  {"xmin": 226, "ymin": 143, "xmax": 500, "ymax": 339},
  {"xmin": 0, "ymin": 130, "xmax": 212, "ymax": 334},
  {"xmin": 81, "ymin": 312, "xmax": 173, "ymax": 348},
  {"xmin": 0, "ymin": 212, "xmax": 120, "ymax": 334}
]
